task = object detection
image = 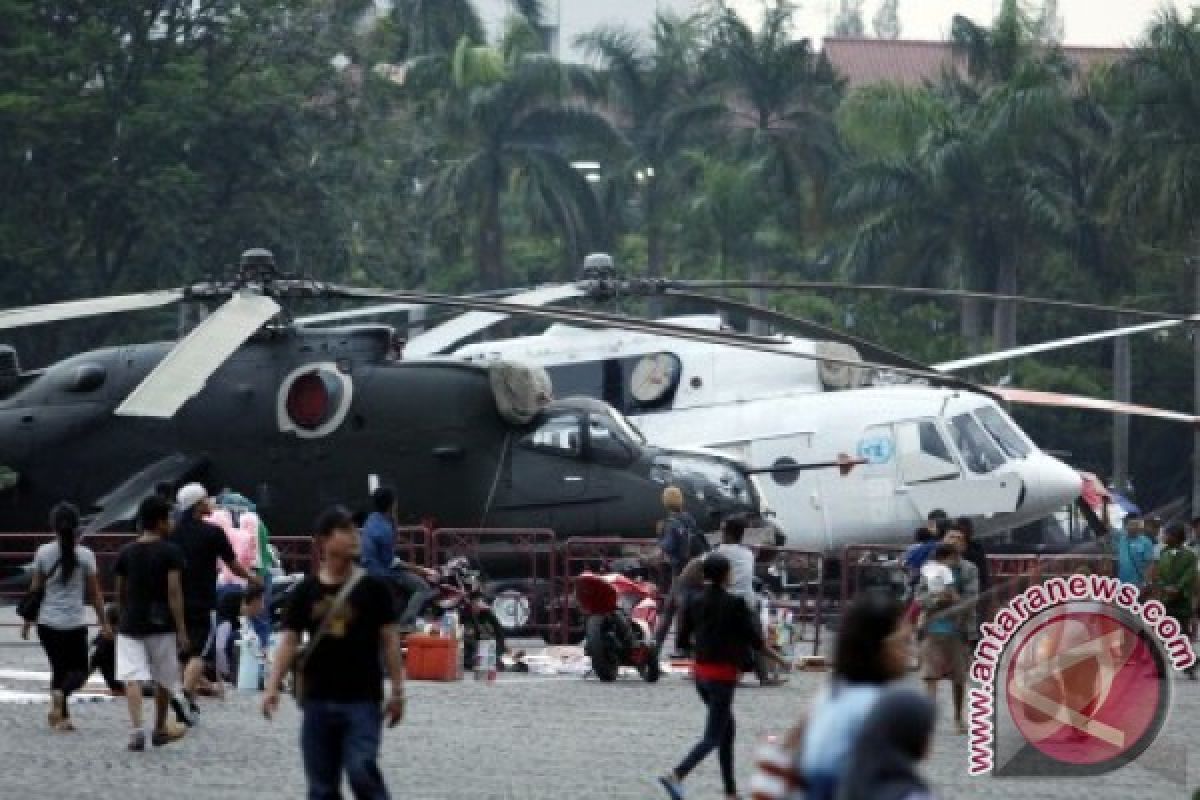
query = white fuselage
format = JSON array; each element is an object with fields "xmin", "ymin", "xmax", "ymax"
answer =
[{"xmin": 454, "ymin": 318, "xmax": 1082, "ymax": 553}]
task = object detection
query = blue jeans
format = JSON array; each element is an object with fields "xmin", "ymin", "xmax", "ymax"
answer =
[
  {"xmin": 252, "ymin": 570, "xmax": 273, "ymax": 648},
  {"xmin": 675, "ymin": 679, "xmax": 737, "ymax": 796},
  {"xmin": 301, "ymin": 701, "xmax": 389, "ymax": 800}
]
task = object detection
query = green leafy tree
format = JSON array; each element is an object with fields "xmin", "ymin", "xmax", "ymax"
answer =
[
  {"xmin": 706, "ymin": 1, "xmax": 843, "ymax": 312},
  {"xmin": 411, "ymin": 15, "xmax": 621, "ymax": 288},
  {"xmin": 576, "ymin": 13, "xmax": 720, "ymax": 281}
]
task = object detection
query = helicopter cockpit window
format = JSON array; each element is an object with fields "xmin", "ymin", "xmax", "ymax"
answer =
[
  {"xmin": 519, "ymin": 414, "xmax": 582, "ymax": 458},
  {"xmin": 949, "ymin": 413, "xmax": 1006, "ymax": 474},
  {"xmin": 895, "ymin": 420, "xmax": 960, "ymax": 484},
  {"xmin": 974, "ymin": 406, "xmax": 1031, "ymax": 459},
  {"xmin": 587, "ymin": 414, "xmax": 634, "ymax": 467}
]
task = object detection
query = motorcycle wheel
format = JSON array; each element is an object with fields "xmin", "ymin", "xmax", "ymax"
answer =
[
  {"xmin": 637, "ymin": 645, "xmax": 662, "ymax": 684},
  {"xmin": 585, "ymin": 616, "xmax": 620, "ymax": 682}
]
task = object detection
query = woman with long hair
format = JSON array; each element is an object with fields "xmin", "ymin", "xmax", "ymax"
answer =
[
  {"xmin": 659, "ymin": 553, "xmax": 773, "ymax": 800},
  {"xmin": 20, "ymin": 503, "xmax": 112, "ymax": 730}
]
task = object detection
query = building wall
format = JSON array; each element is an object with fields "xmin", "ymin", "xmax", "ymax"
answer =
[{"xmin": 476, "ymin": 0, "xmax": 703, "ymax": 61}]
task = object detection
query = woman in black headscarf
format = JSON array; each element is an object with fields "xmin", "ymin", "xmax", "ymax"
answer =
[{"xmin": 837, "ymin": 687, "xmax": 937, "ymax": 800}]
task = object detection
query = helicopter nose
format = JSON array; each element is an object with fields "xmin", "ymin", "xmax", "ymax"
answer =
[{"xmin": 1022, "ymin": 454, "xmax": 1083, "ymax": 514}]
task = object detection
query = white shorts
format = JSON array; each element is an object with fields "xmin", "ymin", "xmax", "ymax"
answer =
[{"xmin": 117, "ymin": 633, "xmax": 180, "ymax": 687}]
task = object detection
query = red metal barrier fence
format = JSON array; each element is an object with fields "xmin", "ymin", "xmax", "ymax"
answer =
[{"xmin": 983, "ymin": 553, "xmax": 1115, "ymax": 622}]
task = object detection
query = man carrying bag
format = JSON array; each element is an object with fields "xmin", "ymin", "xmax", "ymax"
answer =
[{"xmin": 263, "ymin": 508, "xmax": 406, "ymax": 800}]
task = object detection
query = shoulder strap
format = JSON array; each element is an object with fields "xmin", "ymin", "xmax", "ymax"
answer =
[
  {"xmin": 303, "ymin": 568, "xmax": 366, "ymax": 658},
  {"xmin": 44, "ymin": 558, "xmax": 61, "ymax": 581}
]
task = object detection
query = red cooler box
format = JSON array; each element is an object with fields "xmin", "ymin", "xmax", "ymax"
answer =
[{"xmin": 406, "ymin": 634, "xmax": 463, "ymax": 681}]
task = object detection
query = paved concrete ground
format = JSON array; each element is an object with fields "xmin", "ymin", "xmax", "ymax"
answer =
[{"xmin": 0, "ymin": 614, "xmax": 1195, "ymax": 800}]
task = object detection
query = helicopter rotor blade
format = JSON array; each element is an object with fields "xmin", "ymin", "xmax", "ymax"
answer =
[
  {"xmin": 992, "ymin": 386, "xmax": 1199, "ymax": 425},
  {"xmin": 115, "ymin": 291, "xmax": 281, "ymax": 418},
  {"xmin": 934, "ymin": 318, "xmax": 1192, "ymax": 372},
  {"xmin": 403, "ymin": 284, "xmax": 590, "ymax": 356},
  {"xmin": 295, "ymin": 302, "xmax": 428, "ymax": 326},
  {"xmin": 664, "ymin": 280, "xmax": 1188, "ymax": 321},
  {"xmin": 0, "ymin": 290, "xmax": 185, "ymax": 331},
  {"xmin": 293, "ymin": 287, "xmax": 529, "ymax": 327},
  {"xmin": 662, "ymin": 288, "xmax": 932, "ymax": 373},
  {"xmin": 327, "ymin": 284, "xmax": 989, "ymax": 394}
]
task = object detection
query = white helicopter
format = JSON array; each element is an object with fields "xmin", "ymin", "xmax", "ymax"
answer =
[{"xmin": 303, "ymin": 261, "xmax": 1198, "ymax": 555}]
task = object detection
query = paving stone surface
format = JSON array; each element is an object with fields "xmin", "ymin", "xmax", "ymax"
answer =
[{"xmin": 0, "ymin": 611, "xmax": 1194, "ymax": 800}]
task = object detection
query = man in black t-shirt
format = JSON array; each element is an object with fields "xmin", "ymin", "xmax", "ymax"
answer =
[
  {"xmin": 263, "ymin": 507, "xmax": 405, "ymax": 800},
  {"xmin": 113, "ymin": 496, "xmax": 189, "ymax": 751},
  {"xmin": 172, "ymin": 483, "xmax": 260, "ymax": 711}
]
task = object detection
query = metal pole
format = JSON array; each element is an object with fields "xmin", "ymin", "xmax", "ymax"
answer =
[
  {"xmin": 1112, "ymin": 312, "xmax": 1130, "ymax": 493},
  {"xmin": 1192, "ymin": 247, "xmax": 1200, "ymax": 517}
]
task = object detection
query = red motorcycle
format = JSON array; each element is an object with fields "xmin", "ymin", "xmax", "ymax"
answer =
[{"xmin": 575, "ymin": 571, "xmax": 661, "ymax": 683}]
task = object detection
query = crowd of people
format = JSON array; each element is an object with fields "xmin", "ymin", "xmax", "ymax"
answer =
[{"xmin": 15, "ymin": 483, "xmax": 1200, "ymax": 800}]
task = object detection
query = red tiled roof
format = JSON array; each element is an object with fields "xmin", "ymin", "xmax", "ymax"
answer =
[{"xmin": 821, "ymin": 37, "xmax": 1128, "ymax": 88}]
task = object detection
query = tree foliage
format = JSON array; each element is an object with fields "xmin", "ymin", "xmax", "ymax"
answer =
[{"xmin": 3, "ymin": 0, "xmax": 1200, "ymax": 507}]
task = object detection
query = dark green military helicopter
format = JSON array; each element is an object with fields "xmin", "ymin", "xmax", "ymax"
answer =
[{"xmin": 0, "ymin": 249, "xmax": 875, "ymax": 541}]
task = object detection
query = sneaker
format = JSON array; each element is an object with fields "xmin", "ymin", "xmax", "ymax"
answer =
[
  {"xmin": 658, "ymin": 775, "xmax": 685, "ymax": 800},
  {"xmin": 127, "ymin": 730, "xmax": 146, "ymax": 752},
  {"xmin": 152, "ymin": 726, "xmax": 186, "ymax": 747}
]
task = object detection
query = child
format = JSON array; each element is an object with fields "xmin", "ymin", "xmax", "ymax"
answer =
[{"xmin": 214, "ymin": 586, "xmax": 266, "ymax": 684}]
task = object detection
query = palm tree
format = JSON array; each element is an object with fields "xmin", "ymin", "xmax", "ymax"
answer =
[
  {"xmin": 946, "ymin": 1, "xmax": 1075, "ymax": 350},
  {"xmin": 680, "ymin": 150, "xmax": 770, "ymax": 279},
  {"xmin": 836, "ymin": 1, "xmax": 1075, "ymax": 353},
  {"xmin": 576, "ymin": 13, "xmax": 721, "ymax": 281},
  {"xmin": 1116, "ymin": 8, "xmax": 1200, "ymax": 510},
  {"xmin": 705, "ymin": 0, "xmax": 843, "ymax": 316},
  {"xmin": 412, "ymin": 15, "xmax": 622, "ymax": 288}
]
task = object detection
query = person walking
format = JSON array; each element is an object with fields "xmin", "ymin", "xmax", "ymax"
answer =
[
  {"xmin": 788, "ymin": 591, "xmax": 909, "ymax": 800},
  {"xmin": 836, "ymin": 687, "xmax": 939, "ymax": 800},
  {"xmin": 1152, "ymin": 523, "xmax": 1198, "ymax": 679},
  {"xmin": 20, "ymin": 502, "xmax": 112, "ymax": 731},
  {"xmin": 172, "ymin": 483, "xmax": 260, "ymax": 715},
  {"xmin": 658, "ymin": 553, "xmax": 768, "ymax": 800},
  {"xmin": 1101, "ymin": 512, "xmax": 1157, "ymax": 591},
  {"xmin": 113, "ymin": 495, "xmax": 189, "ymax": 751},
  {"xmin": 916, "ymin": 536, "xmax": 978, "ymax": 734},
  {"xmin": 263, "ymin": 507, "xmax": 405, "ymax": 800},
  {"xmin": 361, "ymin": 487, "xmax": 438, "ymax": 630},
  {"xmin": 655, "ymin": 486, "xmax": 708, "ymax": 658}
]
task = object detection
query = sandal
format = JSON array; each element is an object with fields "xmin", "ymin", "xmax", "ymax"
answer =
[{"xmin": 54, "ymin": 719, "xmax": 76, "ymax": 732}]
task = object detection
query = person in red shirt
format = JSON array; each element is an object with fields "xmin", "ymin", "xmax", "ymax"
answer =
[{"xmin": 659, "ymin": 553, "xmax": 767, "ymax": 800}]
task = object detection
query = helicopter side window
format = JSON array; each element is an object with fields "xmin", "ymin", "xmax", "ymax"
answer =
[
  {"xmin": 895, "ymin": 420, "xmax": 960, "ymax": 484},
  {"xmin": 587, "ymin": 414, "xmax": 634, "ymax": 467},
  {"xmin": 519, "ymin": 414, "xmax": 583, "ymax": 458},
  {"xmin": 949, "ymin": 413, "xmax": 1006, "ymax": 475},
  {"xmin": 975, "ymin": 406, "xmax": 1031, "ymax": 458}
]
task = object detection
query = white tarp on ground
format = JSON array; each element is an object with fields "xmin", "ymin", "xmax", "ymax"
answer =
[
  {"xmin": 501, "ymin": 646, "xmax": 693, "ymax": 678},
  {"xmin": 489, "ymin": 361, "xmax": 553, "ymax": 425},
  {"xmin": 0, "ymin": 669, "xmax": 116, "ymax": 704}
]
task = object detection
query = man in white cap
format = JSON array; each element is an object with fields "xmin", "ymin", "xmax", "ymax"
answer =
[{"xmin": 172, "ymin": 482, "xmax": 260, "ymax": 715}]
